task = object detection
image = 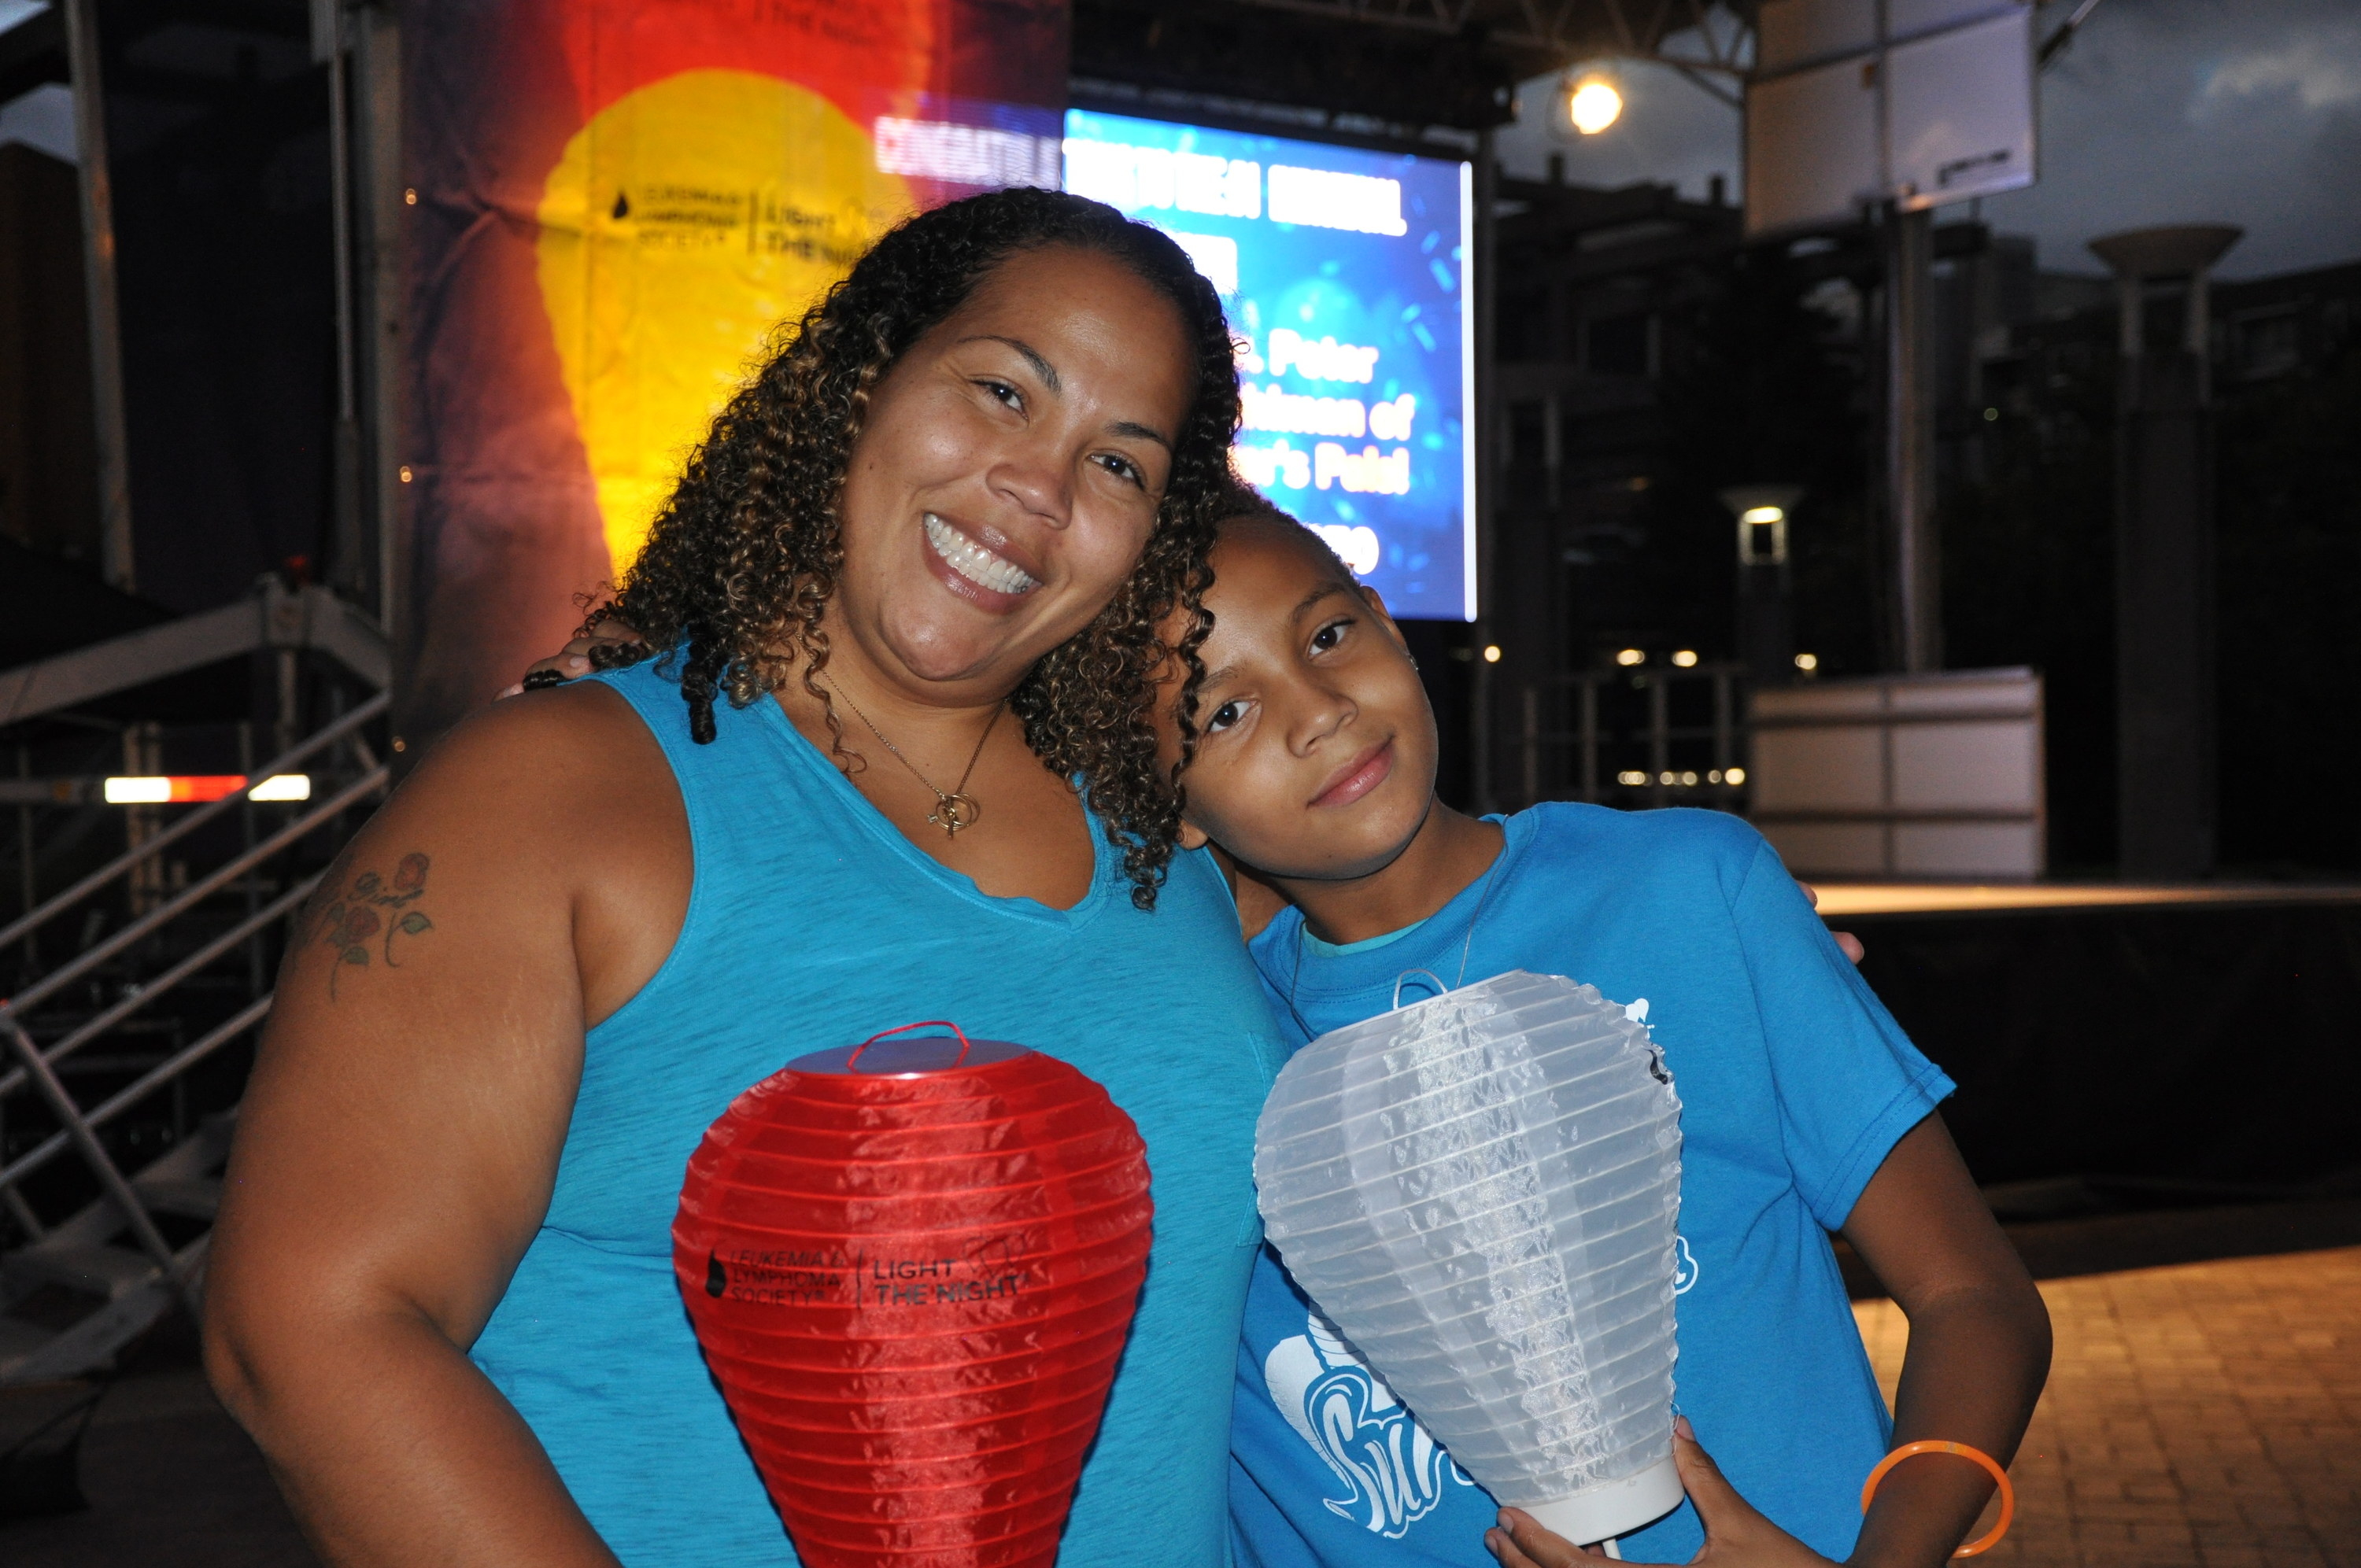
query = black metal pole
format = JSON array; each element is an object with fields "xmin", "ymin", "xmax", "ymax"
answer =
[
  {"xmin": 1886, "ymin": 204, "xmax": 1939, "ymax": 672},
  {"xmin": 2091, "ymin": 226, "xmax": 2238, "ymax": 879},
  {"xmin": 61, "ymin": 0, "xmax": 135, "ymax": 592},
  {"xmin": 1471, "ymin": 129, "xmax": 1499, "ymax": 811}
]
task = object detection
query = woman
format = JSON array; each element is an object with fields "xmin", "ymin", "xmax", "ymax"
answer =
[{"xmin": 203, "ymin": 190, "xmax": 1285, "ymax": 1568}]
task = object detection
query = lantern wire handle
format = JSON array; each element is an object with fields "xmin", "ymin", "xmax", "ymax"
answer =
[
  {"xmin": 1391, "ymin": 970, "xmax": 1450, "ymax": 1011},
  {"xmin": 1297, "ymin": 855, "xmax": 1505, "ymax": 1029},
  {"xmin": 848, "ymin": 1020, "xmax": 974, "ymax": 1070}
]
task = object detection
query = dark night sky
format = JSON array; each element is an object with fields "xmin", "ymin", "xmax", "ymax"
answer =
[{"xmin": 1499, "ymin": 0, "xmax": 2361, "ymax": 280}]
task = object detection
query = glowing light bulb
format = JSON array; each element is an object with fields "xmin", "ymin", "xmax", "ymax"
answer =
[
  {"xmin": 1616, "ymin": 648, "xmax": 1645, "ymax": 667},
  {"xmin": 1568, "ymin": 79, "xmax": 1624, "ymax": 136}
]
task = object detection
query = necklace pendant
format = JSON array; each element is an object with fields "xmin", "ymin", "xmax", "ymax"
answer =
[{"xmin": 930, "ymin": 792, "xmax": 981, "ymax": 836}]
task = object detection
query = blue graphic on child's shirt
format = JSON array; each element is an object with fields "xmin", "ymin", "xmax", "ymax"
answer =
[
  {"xmin": 1262, "ymin": 1308, "xmax": 1476, "ymax": 1537},
  {"xmin": 1673, "ymin": 1234, "xmax": 1699, "ymax": 1294}
]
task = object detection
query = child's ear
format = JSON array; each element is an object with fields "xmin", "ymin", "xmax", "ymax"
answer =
[{"xmin": 1178, "ymin": 820, "xmax": 1211, "ymax": 850}]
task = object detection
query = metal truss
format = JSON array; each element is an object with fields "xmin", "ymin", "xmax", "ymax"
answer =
[{"xmin": 1221, "ymin": 0, "xmax": 1757, "ymax": 75}]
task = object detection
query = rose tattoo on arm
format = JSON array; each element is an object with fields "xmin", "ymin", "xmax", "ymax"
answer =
[{"xmin": 309, "ymin": 851, "xmax": 435, "ymax": 999}]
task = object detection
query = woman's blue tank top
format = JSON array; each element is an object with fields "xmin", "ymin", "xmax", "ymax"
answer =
[{"xmin": 468, "ymin": 659, "xmax": 1284, "ymax": 1566}]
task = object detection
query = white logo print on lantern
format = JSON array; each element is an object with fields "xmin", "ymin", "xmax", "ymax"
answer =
[{"xmin": 1264, "ymin": 1308, "xmax": 1476, "ymax": 1537}]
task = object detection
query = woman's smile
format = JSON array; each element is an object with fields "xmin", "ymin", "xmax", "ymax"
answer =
[{"xmin": 923, "ymin": 511, "xmax": 1043, "ymax": 607}]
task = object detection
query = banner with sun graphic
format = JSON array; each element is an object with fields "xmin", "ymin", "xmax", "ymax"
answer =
[{"xmin": 395, "ymin": 0, "xmax": 1067, "ymax": 748}]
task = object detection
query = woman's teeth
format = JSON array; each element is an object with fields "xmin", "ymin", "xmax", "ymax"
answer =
[{"xmin": 925, "ymin": 513, "xmax": 1040, "ymax": 596}]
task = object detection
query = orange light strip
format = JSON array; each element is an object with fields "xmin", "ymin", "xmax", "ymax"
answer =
[{"xmin": 102, "ymin": 775, "xmax": 312, "ymax": 804}]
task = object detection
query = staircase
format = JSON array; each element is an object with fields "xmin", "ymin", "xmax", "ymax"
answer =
[{"xmin": 0, "ymin": 594, "xmax": 390, "ymax": 1387}]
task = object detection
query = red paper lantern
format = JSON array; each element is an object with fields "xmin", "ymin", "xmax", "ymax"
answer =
[{"xmin": 674, "ymin": 1022, "xmax": 1154, "ymax": 1568}]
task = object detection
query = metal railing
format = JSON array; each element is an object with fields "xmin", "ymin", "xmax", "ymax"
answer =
[
  {"xmin": 0, "ymin": 693, "xmax": 389, "ymax": 1337},
  {"xmin": 0, "ymin": 693, "xmax": 386, "ymax": 959},
  {"xmin": 1513, "ymin": 664, "xmax": 1749, "ymax": 810}
]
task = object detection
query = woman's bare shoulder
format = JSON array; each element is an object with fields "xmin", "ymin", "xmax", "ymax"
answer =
[
  {"xmin": 405, "ymin": 681, "xmax": 667, "ymax": 803},
  {"xmin": 366, "ymin": 682, "xmax": 685, "ymax": 898},
  {"xmin": 296, "ymin": 682, "xmax": 689, "ymax": 1026}
]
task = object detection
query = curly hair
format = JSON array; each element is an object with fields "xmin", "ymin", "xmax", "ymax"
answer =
[{"xmin": 599, "ymin": 188, "xmax": 1236, "ymax": 909}]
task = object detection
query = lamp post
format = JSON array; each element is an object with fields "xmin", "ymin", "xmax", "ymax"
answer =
[
  {"xmin": 2088, "ymin": 224, "xmax": 2240, "ymax": 880},
  {"xmin": 1722, "ymin": 485, "xmax": 1801, "ymax": 688}
]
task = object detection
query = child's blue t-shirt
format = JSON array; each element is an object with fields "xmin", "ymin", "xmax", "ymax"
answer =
[{"xmin": 1230, "ymin": 803, "xmax": 1953, "ymax": 1567}]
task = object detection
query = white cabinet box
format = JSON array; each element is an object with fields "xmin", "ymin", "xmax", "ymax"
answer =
[{"xmin": 1748, "ymin": 667, "xmax": 2045, "ymax": 879}]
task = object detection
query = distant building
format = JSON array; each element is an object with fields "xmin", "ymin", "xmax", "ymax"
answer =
[
  {"xmin": 1957, "ymin": 247, "xmax": 2361, "ymax": 448},
  {"xmin": 1481, "ymin": 168, "xmax": 2361, "ymax": 826},
  {"xmin": 1488, "ymin": 168, "xmax": 1746, "ymax": 683}
]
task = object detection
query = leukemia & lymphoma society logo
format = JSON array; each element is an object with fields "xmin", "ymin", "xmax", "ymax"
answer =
[{"xmin": 1264, "ymin": 1308, "xmax": 1474, "ymax": 1537}]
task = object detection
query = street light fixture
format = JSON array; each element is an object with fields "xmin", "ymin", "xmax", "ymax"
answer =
[
  {"xmin": 1720, "ymin": 485, "xmax": 1803, "ymax": 686},
  {"xmin": 1721, "ymin": 485, "xmax": 1801, "ymax": 568}
]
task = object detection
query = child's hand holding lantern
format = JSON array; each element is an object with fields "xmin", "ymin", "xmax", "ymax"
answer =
[{"xmin": 1487, "ymin": 1419, "xmax": 1838, "ymax": 1567}]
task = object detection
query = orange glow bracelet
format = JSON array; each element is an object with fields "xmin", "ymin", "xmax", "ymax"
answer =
[{"xmin": 1859, "ymin": 1440, "xmax": 2016, "ymax": 1558}]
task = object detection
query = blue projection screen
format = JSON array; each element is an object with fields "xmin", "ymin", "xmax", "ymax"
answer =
[{"xmin": 1063, "ymin": 110, "xmax": 1477, "ymax": 622}]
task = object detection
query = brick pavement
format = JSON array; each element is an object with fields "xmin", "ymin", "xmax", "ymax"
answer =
[{"xmin": 1853, "ymin": 1246, "xmax": 2361, "ymax": 1567}]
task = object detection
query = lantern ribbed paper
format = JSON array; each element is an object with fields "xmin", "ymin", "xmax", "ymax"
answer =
[
  {"xmin": 1255, "ymin": 971, "xmax": 1685, "ymax": 1547},
  {"xmin": 674, "ymin": 1026, "xmax": 1153, "ymax": 1568}
]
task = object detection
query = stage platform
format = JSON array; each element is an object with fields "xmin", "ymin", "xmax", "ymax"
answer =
[
  {"xmin": 1826, "ymin": 882, "xmax": 2361, "ymax": 1201},
  {"xmin": 1812, "ymin": 880, "xmax": 2361, "ymax": 916}
]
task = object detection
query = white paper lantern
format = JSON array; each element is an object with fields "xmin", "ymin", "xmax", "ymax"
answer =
[{"xmin": 1255, "ymin": 970, "xmax": 1686, "ymax": 1547}]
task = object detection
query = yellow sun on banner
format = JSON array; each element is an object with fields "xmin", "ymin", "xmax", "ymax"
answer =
[{"xmin": 537, "ymin": 69, "xmax": 917, "ymax": 573}]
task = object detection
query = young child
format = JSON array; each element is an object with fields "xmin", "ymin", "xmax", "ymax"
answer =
[{"xmin": 1158, "ymin": 498, "xmax": 2051, "ymax": 1568}]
